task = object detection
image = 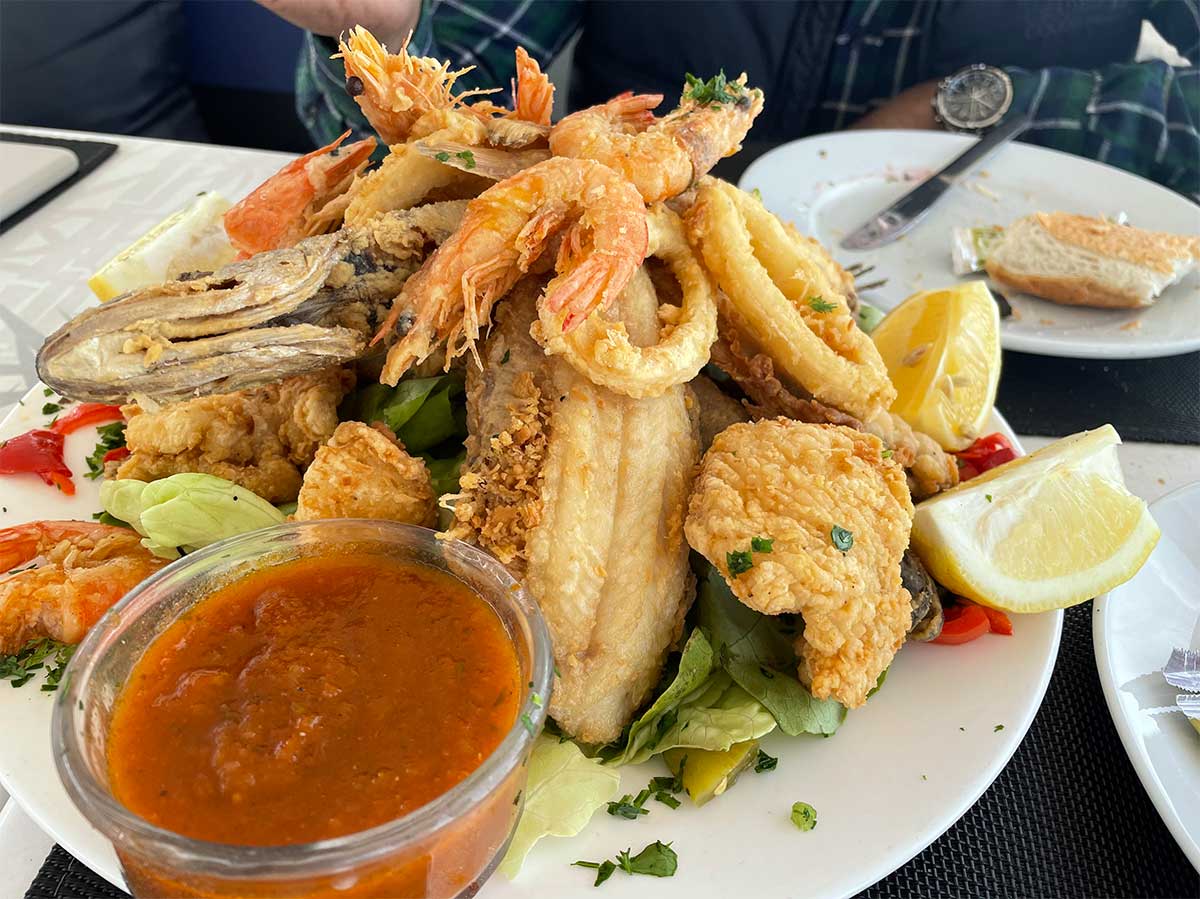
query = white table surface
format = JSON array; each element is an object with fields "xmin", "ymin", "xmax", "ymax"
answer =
[{"xmin": 1, "ymin": 125, "xmax": 1198, "ymax": 898}]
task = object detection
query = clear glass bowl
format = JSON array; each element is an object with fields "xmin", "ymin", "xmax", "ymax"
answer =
[{"xmin": 53, "ymin": 520, "xmax": 553, "ymax": 899}]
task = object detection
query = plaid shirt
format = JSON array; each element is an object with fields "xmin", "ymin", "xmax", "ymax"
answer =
[{"xmin": 297, "ymin": 0, "xmax": 1200, "ymax": 200}]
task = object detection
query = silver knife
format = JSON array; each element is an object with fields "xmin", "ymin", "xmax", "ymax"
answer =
[{"xmin": 840, "ymin": 116, "xmax": 1029, "ymax": 252}]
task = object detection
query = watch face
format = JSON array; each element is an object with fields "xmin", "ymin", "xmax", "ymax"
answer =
[{"xmin": 940, "ymin": 67, "xmax": 1012, "ymax": 130}]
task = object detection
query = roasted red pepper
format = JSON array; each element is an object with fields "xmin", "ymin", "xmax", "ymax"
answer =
[
  {"xmin": 49, "ymin": 403, "xmax": 123, "ymax": 436},
  {"xmin": 932, "ymin": 603, "xmax": 990, "ymax": 645},
  {"xmin": 954, "ymin": 433, "xmax": 1016, "ymax": 481},
  {"xmin": 0, "ymin": 429, "xmax": 74, "ymax": 494},
  {"xmin": 979, "ymin": 605, "xmax": 1014, "ymax": 636},
  {"xmin": 102, "ymin": 446, "xmax": 131, "ymax": 464}
]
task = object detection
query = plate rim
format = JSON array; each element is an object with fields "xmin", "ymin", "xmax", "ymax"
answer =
[
  {"xmin": 1093, "ymin": 481, "xmax": 1200, "ymax": 873},
  {"xmin": 739, "ymin": 129, "xmax": 1200, "ymax": 361}
]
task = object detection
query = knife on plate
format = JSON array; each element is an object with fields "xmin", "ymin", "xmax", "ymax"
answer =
[{"xmin": 840, "ymin": 116, "xmax": 1029, "ymax": 252}]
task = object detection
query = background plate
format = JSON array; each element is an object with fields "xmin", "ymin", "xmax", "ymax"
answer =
[
  {"xmin": 1094, "ymin": 482, "xmax": 1200, "ymax": 871},
  {"xmin": 740, "ymin": 130, "xmax": 1200, "ymax": 360},
  {"xmin": 0, "ymin": 385, "xmax": 1062, "ymax": 899}
]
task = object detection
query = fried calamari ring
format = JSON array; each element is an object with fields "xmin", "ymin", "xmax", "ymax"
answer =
[
  {"xmin": 684, "ymin": 178, "xmax": 895, "ymax": 421},
  {"xmin": 533, "ymin": 205, "xmax": 718, "ymax": 399}
]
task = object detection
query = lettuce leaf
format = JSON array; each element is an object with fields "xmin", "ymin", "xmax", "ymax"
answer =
[
  {"xmin": 499, "ymin": 734, "xmax": 621, "ymax": 878},
  {"xmin": 424, "ymin": 451, "xmax": 464, "ymax": 497},
  {"xmin": 342, "ymin": 373, "xmax": 466, "ymax": 454},
  {"xmin": 697, "ymin": 569, "xmax": 844, "ymax": 736},
  {"xmin": 100, "ymin": 473, "xmax": 284, "ymax": 559}
]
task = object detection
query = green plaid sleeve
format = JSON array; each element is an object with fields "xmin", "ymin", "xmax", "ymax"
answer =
[
  {"xmin": 1005, "ymin": 61, "xmax": 1200, "ymax": 202},
  {"xmin": 296, "ymin": 0, "xmax": 582, "ymax": 148}
]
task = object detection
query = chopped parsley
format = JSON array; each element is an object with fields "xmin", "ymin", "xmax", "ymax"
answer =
[
  {"xmin": 653, "ymin": 791, "xmax": 681, "ymax": 809},
  {"xmin": 994, "ymin": 724, "xmax": 1005, "ymax": 732},
  {"xmin": 434, "ymin": 151, "xmax": 450, "ymax": 162},
  {"xmin": 455, "ymin": 149, "xmax": 477, "ymax": 169},
  {"xmin": 501, "ymin": 349, "xmax": 511, "ymax": 364},
  {"xmin": 985, "ymin": 494, "xmax": 993, "ymax": 503},
  {"xmin": 726, "ymin": 549, "xmax": 753, "ymax": 576},
  {"xmin": 751, "ymin": 536, "xmax": 774, "ymax": 553},
  {"xmin": 607, "ymin": 789, "xmax": 652, "ymax": 820},
  {"xmin": 0, "ymin": 638, "xmax": 76, "ymax": 690},
  {"xmin": 519, "ymin": 712, "xmax": 536, "ymax": 736},
  {"xmin": 683, "ymin": 70, "xmax": 741, "ymax": 105},
  {"xmin": 790, "ymin": 801, "xmax": 818, "ymax": 832},
  {"xmin": 573, "ymin": 859, "xmax": 617, "ymax": 887},
  {"xmin": 808, "ymin": 296, "xmax": 838, "ymax": 313},
  {"xmin": 830, "ymin": 525, "xmax": 854, "ymax": 552},
  {"xmin": 42, "ymin": 402, "xmax": 62, "ymax": 416},
  {"xmin": 43, "ymin": 387, "xmax": 54, "ymax": 397},
  {"xmin": 530, "ymin": 691, "xmax": 543, "ymax": 707},
  {"xmin": 576, "ymin": 841, "xmax": 678, "ymax": 885},
  {"xmin": 83, "ymin": 421, "xmax": 126, "ymax": 480},
  {"xmin": 881, "ymin": 448, "xmax": 894, "ymax": 459},
  {"xmin": 754, "ymin": 749, "xmax": 778, "ymax": 773},
  {"xmin": 648, "ymin": 769, "xmax": 684, "ymax": 808},
  {"xmin": 750, "ymin": 187, "xmax": 762, "ymax": 201}
]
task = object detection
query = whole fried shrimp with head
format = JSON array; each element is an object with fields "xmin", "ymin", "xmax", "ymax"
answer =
[
  {"xmin": 0, "ymin": 522, "xmax": 167, "ymax": 653},
  {"xmin": 684, "ymin": 419, "xmax": 914, "ymax": 708},
  {"xmin": 373, "ymin": 156, "xmax": 648, "ymax": 385},
  {"xmin": 550, "ymin": 73, "xmax": 764, "ymax": 203}
]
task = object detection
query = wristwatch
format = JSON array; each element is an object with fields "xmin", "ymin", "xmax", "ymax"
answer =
[{"xmin": 932, "ymin": 64, "xmax": 1014, "ymax": 134}]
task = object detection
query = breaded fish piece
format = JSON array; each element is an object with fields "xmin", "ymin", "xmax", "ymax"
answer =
[
  {"xmin": 684, "ymin": 419, "xmax": 914, "ymax": 708},
  {"xmin": 294, "ymin": 421, "xmax": 436, "ymax": 525},
  {"xmin": 113, "ymin": 368, "xmax": 354, "ymax": 503}
]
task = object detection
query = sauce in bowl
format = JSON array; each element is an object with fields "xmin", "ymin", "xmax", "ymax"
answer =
[{"xmin": 106, "ymin": 553, "xmax": 522, "ymax": 847}]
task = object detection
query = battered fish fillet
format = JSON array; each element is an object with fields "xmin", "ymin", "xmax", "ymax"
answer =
[
  {"xmin": 684, "ymin": 419, "xmax": 914, "ymax": 708},
  {"xmin": 448, "ymin": 277, "xmax": 699, "ymax": 744},
  {"xmin": 294, "ymin": 421, "xmax": 436, "ymax": 525},
  {"xmin": 113, "ymin": 368, "xmax": 354, "ymax": 504}
]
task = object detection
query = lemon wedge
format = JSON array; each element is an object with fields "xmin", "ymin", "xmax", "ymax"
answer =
[
  {"xmin": 911, "ymin": 425, "xmax": 1159, "ymax": 613},
  {"xmin": 88, "ymin": 192, "xmax": 235, "ymax": 301},
  {"xmin": 872, "ymin": 281, "xmax": 1001, "ymax": 451},
  {"xmin": 663, "ymin": 740, "xmax": 760, "ymax": 806}
]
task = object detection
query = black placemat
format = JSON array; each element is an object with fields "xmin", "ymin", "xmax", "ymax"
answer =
[
  {"xmin": 998, "ymin": 350, "xmax": 1200, "ymax": 445},
  {"xmin": 25, "ymin": 605, "xmax": 1199, "ymax": 899},
  {"xmin": 0, "ymin": 133, "xmax": 118, "ymax": 235}
]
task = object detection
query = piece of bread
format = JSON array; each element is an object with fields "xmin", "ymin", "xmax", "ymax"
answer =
[{"xmin": 985, "ymin": 212, "xmax": 1200, "ymax": 308}]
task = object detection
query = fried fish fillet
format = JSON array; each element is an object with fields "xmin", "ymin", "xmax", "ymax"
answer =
[
  {"xmin": 449, "ymin": 274, "xmax": 699, "ymax": 744},
  {"xmin": 113, "ymin": 368, "xmax": 354, "ymax": 503},
  {"xmin": 294, "ymin": 421, "xmax": 436, "ymax": 525},
  {"xmin": 684, "ymin": 419, "xmax": 914, "ymax": 708}
]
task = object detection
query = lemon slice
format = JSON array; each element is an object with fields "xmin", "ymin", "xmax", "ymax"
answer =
[
  {"xmin": 663, "ymin": 740, "xmax": 760, "ymax": 806},
  {"xmin": 872, "ymin": 281, "xmax": 1001, "ymax": 451},
  {"xmin": 88, "ymin": 192, "xmax": 235, "ymax": 301},
  {"xmin": 911, "ymin": 425, "xmax": 1159, "ymax": 613}
]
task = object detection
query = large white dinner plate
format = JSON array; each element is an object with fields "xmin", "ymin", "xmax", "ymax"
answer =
[
  {"xmin": 740, "ymin": 130, "xmax": 1200, "ymax": 360},
  {"xmin": 1095, "ymin": 482, "xmax": 1200, "ymax": 871},
  {"xmin": 0, "ymin": 385, "xmax": 1061, "ymax": 899}
]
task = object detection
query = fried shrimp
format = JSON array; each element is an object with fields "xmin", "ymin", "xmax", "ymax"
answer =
[
  {"xmin": 0, "ymin": 522, "xmax": 166, "ymax": 653},
  {"xmin": 532, "ymin": 205, "xmax": 718, "ymax": 398},
  {"xmin": 685, "ymin": 177, "xmax": 895, "ymax": 420},
  {"xmin": 374, "ymin": 157, "xmax": 648, "ymax": 385},
  {"xmin": 224, "ymin": 131, "xmax": 376, "ymax": 256},
  {"xmin": 549, "ymin": 75, "xmax": 764, "ymax": 203},
  {"xmin": 512, "ymin": 46, "xmax": 554, "ymax": 126}
]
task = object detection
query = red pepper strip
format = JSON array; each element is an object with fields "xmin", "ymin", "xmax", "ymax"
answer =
[
  {"xmin": 49, "ymin": 403, "xmax": 123, "ymax": 436},
  {"xmin": 932, "ymin": 603, "xmax": 990, "ymax": 645},
  {"xmin": 0, "ymin": 429, "xmax": 74, "ymax": 493},
  {"xmin": 979, "ymin": 605, "xmax": 1014, "ymax": 636},
  {"xmin": 102, "ymin": 446, "xmax": 131, "ymax": 464},
  {"xmin": 954, "ymin": 433, "xmax": 1017, "ymax": 481}
]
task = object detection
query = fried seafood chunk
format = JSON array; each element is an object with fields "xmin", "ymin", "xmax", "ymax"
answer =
[
  {"xmin": 684, "ymin": 419, "xmax": 914, "ymax": 708},
  {"xmin": 685, "ymin": 178, "xmax": 894, "ymax": 420},
  {"xmin": 113, "ymin": 369, "xmax": 354, "ymax": 504},
  {"xmin": 689, "ymin": 374, "xmax": 749, "ymax": 451},
  {"xmin": 294, "ymin": 422, "xmax": 436, "ymax": 525},
  {"xmin": 448, "ymin": 280, "xmax": 699, "ymax": 744}
]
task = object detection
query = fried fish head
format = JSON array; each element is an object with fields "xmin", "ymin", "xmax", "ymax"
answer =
[{"xmin": 684, "ymin": 418, "xmax": 914, "ymax": 708}]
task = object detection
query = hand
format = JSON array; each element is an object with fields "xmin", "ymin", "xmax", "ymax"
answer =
[
  {"xmin": 849, "ymin": 80, "xmax": 939, "ymax": 131},
  {"xmin": 255, "ymin": 0, "xmax": 420, "ymax": 50}
]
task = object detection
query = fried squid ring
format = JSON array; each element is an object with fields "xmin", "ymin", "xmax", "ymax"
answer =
[
  {"xmin": 684, "ymin": 178, "xmax": 895, "ymax": 421},
  {"xmin": 533, "ymin": 205, "xmax": 718, "ymax": 399}
]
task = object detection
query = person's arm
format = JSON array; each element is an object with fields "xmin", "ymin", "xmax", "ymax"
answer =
[
  {"xmin": 290, "ymin": 0, "xmax": 582, "ymax": 148},
  {"xmin": 258, "ymin": 0, "xmax": 419, "ymax": 51}
]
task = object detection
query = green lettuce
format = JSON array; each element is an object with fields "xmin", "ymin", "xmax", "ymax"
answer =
[
  {"xmin": 499, "ymin": 734, "xmax": 621, "ymax": 878},
  {"xmin": 424, "ymin": 451, "xmax": 464, "ymax": 497},
  {"xmin": 697, "ymin": 569, "xmax": 844, "ymax": 736},
  {"xmin": 342, "ymin": 372, "xmax": 466, "ymax": 453},
  {"xmin": 99, "ymin": 473, "xmax": 284, "ymax": 560}
]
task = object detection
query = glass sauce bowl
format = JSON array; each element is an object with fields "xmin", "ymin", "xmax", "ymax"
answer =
[{"xmin": 53, "ymin": 520, "xmax": 553, "ymax": 898}]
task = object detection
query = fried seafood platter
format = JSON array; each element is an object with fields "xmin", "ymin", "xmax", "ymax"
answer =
[{"xmin": 0, "ymin": 25, "xmax": 1142, "ymax": 898}]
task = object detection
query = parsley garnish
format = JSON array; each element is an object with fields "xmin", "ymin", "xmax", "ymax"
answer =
[
  {"xmin": 830, "ymin": 525, "xmax": 853, "ymax": 552},
  {"xmin": 684, "ymin": 70, "xmax": 741, "ymax": 105},
  {"xmin": 456, "ymin": 149, "xmax": 476, "ymax": 169},
  {"xmin": 42, "ymin": 402, "xmax": 61, "ymax": 416},
  {"xmin": 434, "ymin": 151, "xmax": 450, "ymax": 162},
  {"xmin": 751, "ymin": 536, "xmax": 773, "ymax": 553},
  {"xmin": 84, "ymin": 421, "xmax": 126, "ymax": 480},
  {"xmin": 754, "ymin": 749, "xmax": 778, "ymax": 773},
  {"xmin": 530, "ymin": 691, "xmax": 543, "ymax": 707},
  {"xmin": 994, "ymin": 724, "xmax": 1005, "ymax": 732},
  {"xmin": 573, "ymin": 859, "xmax": 617, "ymax": 887},
  {"xmin": 501, "ymin": 349, "xmax": 511, "ymax": 364},
  {"xmin": 750, "ymin": 187, "xmax": 762, "ymax": 201},
  {"xmin": 0, "ymin": 638, "xmax": 76, "ymax": 691},
  {"xmin": 726, "ymin": 549, "xmax": 753, "ymax": 576},
  {"xmin": 607, "ymin": 788, "xmax": 652, "ymax": 819},
  {"xmin": 43, "ymin": 387, "xmax": 54, "ymax": 397},
  {"xmin": 808, "ymin": 296, "xmax": 837, "ymax": 313},
  {"xmin": 985, "ymin": 494, "xmax": 993, "ymax": 503},
  {"xmin": 519, "ymin": 712, "xmax": 536, "ymax": 736},
  {"xmin": 575, "ymin": 841, "xmax": 677, "ymax": 885},
  {"xmin": 790, "ymin": 801, "xmax": 818, "ymax": 831},
  {"xmin": 881, "ymin": 448, "xmax": 894, "ymax": 459}
]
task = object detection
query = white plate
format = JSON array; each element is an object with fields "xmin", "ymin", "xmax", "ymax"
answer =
[
  {"xmin": 0, "ymin": 385, "xmax": 1061, "ymax": 898},
  {"xmin": 740, "ymin": 130, "xmax": 1200, "ymax": 360},
  {"xmin": 1095, "ymin": 482, "xmax": 1200, "ymax": 871}
]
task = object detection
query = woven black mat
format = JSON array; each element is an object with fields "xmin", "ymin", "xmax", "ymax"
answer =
[{"xmin": 26, "ymin": 604, "xmax": 1199, "ymax": 899}]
